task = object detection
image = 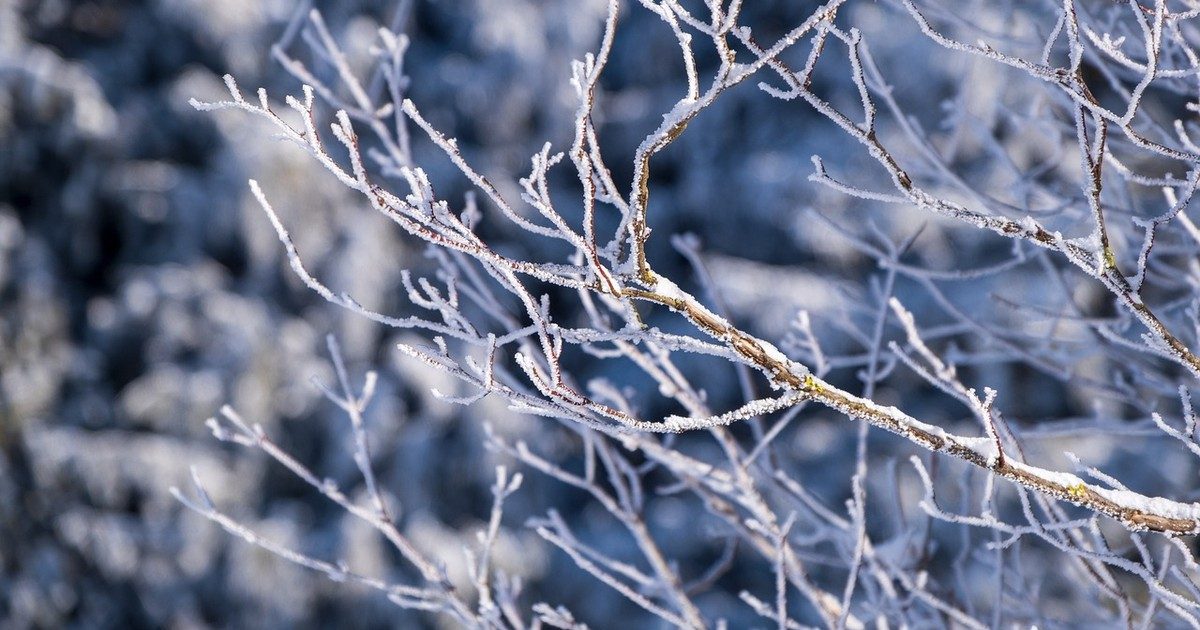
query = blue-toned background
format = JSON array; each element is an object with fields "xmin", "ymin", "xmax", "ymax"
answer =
[{"xmin": 3, "ymin": 0, "xmax": 1176, "ymax": 627}]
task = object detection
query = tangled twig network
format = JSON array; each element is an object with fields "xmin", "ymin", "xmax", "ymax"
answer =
[{"xmin": 177, "ymin": 1, "xmax": 1200, "ymax": 627}]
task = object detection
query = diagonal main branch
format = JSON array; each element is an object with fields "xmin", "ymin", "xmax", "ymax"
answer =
[{"xmin": 627, "ymin": 280, "xmax": 1200, "ymax": 535}]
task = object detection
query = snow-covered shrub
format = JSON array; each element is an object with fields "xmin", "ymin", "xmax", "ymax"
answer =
[{"xmin": 175, "ymin": 0, "xmax": 1200, "ymax": 627}]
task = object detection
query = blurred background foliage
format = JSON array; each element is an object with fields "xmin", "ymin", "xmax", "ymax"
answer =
[{"xmin": 2, "ymin": 0, "xmax": 1174, "ymax": 627}]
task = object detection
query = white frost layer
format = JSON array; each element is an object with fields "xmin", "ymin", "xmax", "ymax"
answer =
[
  {"xmin": 954, "ymin": 435, "xmax": 997, "ymax": 460},
  {"xmin": 1006, "ymin": 460, "xmax": 1084, "ymax": 490},
  {"xmin": 845, "ymin": 394, "xmax": 951, "ymax": 444},
  {"xmin": 1005, "ymin": 460, "xmax": 1200, "ymax": 522},
  {"xmin": 1092, "ymin": 488, "xmax": 1200, "ymax": 521},
  {"xmin": 654, "ymin": 275, "xmax": 812, "ymax": 383},
  {"xmin": 653, "ymin": 275, "xmax": 689, "ymax": 305},
  {"xmin": 758, "ymin": 338, "xmax": 794, "ymax": 369}
]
